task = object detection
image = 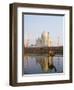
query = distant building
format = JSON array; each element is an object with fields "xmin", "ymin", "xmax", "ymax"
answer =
[
  {"xmin": 41, "ymin": 32, "xmax": 52, "ymax": 47},
  {"xmin": 36, "ymin": 31, "xmax": 52, "ymax": 47},
  {"xmin": 24, "ymin": 31, "xmax": 52, "ymax": 47},
  {"xmin": 36, "ymin": 38, "xmax": 42, "ymax": 47}
]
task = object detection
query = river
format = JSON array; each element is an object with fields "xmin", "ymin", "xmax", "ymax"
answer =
[{"xmin": 23, "ymin": 54, "xmax": 63, "ymax": 74}]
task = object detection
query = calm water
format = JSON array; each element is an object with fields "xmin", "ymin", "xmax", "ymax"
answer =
[{"xmin": 23, "ymin": 54, "xmax": 63, "ymax": 74}]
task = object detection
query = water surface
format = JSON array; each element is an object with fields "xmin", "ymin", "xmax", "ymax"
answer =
[{"xmin": 23, "ymin": 54, "xmax": 63, "ymax": 74}]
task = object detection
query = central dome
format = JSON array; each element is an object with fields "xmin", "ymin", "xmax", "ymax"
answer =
[{"xmin": 42, "ymin": 32, "xmax": 49, "ymax": 39}]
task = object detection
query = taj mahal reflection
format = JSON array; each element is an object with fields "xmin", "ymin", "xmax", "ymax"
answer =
[
  {"xmin": 23, "ymin": 54, "xmax": 63, "ymax": 74},
  {"xmin": 36, "ymin": 55, "xmax": 57, "ymax": 73}
]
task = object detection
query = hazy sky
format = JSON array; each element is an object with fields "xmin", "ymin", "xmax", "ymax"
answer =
[{"xmin": 24, "ymin": 14, "xmax": 64, "ymax": 46}]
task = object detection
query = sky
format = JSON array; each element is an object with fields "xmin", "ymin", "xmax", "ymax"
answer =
[{"xmin": 24, "ymin": 14, "xmax": 64, "ymax": 46}]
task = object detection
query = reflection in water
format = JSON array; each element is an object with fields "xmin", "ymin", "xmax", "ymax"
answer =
[
  {"xmin": 36, "ymin": 55, "xmax": 57, "ymax": 73},
  {"xmin": 23, "ymin": 54, "xmax": 63, "ymax": 74}
]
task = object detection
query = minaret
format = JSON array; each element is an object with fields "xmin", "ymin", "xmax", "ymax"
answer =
[
  {"xmin": 24, "ymin": 33, "xmax": 30, "ymax": 47},
  {"xmin": 24, "ymin": 39, "xmax": 29, "ymax": 47},
  {"xmin": 26, "ymin": 39, "xmax": 29, "ymax": 47}
]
